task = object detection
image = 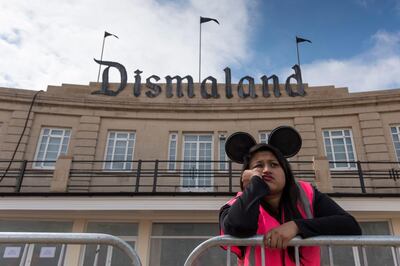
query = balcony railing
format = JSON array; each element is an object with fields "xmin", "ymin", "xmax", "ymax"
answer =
[{"xmin": 0, "ymin": 159, "xmax": 399, "ymax": 194}]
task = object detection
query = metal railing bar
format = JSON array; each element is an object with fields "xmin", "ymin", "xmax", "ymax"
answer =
[
  {"xmin": 354, "ymin": 246, "xmax": 361, "ymax": 266},
  {"xmin": 261, "ymin": 246, "xmax": 266, "ymax": 266},
  {"xmin": 3, "ymin": 159, "xmax": 400, "ymax": 194},
  {"xmin": 0, "ymin": 232, "xmax": 141, "ymax": 266},
  {"xmin": 295, "ymin": 246, "xmax": 300, "ymax": 266},
  {"xmin": 394, "ymin": 246, "xmax": 400, "ymax": 266},
  {"xmin": 361, "ymin": 246, "xmax": 367, "ymax": 266},
  {"xmin": 227, "ymin": 245, "xmax": 231, "ymax": 266},
  {"xmin": 328, "ymin": 245, "xmax": 333, "ymax": 266},
  {"xmin": 184, "ymin": 235, "xmax": 264, "ymax": 266},
  {"xmin": 184, "ymin": 235, "xmax": 400, "ymax": 266}
]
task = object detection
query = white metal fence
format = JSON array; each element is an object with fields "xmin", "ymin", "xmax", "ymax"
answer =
[
  {"xmin": 184, "ymin": 235, "xmax": 400, "ymax": 266},
  {"xmin": 0, "ymin": 232, "xmax": 141, "ymax": 266}
]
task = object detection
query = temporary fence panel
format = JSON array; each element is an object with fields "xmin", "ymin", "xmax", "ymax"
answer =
[{"xmin": 184, "ymin": 235, "xmax": 400, "ymax": 266}]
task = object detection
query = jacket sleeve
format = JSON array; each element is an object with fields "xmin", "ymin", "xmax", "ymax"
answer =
[
  {"xmin": 219, "ymin": 176, "xmax": 270, "ymax": 238},
  {"xmin": 294, "ymin": 188, "xmax": 362, "ymax": 238}
]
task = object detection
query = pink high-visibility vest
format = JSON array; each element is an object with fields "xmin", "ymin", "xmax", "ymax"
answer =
[{"xmin": 221, "ymin": 181, "xmax": 320, "ymax": 266}]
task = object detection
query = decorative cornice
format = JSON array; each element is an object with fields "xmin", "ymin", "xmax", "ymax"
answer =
[{"xmin": 1, "ymin": 86, "xmax": 400, "ymax": 114}]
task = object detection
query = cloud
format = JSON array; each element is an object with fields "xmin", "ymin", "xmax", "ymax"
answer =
[
  {"xmin": 354, "ymin": 0, "xmax": 375, "ymax": 8},
  {"xmin": 0, "ymin": 0, "xmax": 252, "ymax": 90},
  {"xmin": 285, "ymin": 31, "xmax": 400, "ymax": 92}
]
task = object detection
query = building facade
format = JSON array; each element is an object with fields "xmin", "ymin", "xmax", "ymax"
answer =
[{"xmin": 0, "ymin": 81, "xmax": 400, "ymax": 265}]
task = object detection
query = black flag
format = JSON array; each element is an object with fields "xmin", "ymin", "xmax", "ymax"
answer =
[
  {"xmin": 296, "ymin": 36, "xmax": 311, "ymax": 43},
  {"xmin": 200, "ymin": 16, "xmax": 219, "ymax": 24},
  {"xmin": 104, "ymin": 31, "xmax": 119, "ymax": 39}
]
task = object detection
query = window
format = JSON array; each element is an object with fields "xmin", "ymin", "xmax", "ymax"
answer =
[
  {"xmin": 168, "ymin": 133, "xmax": 178, "ymax": 171},
  {"xmin": 259, "ymin": 131, "xmax": 269, "ymax": 144},
  {"xmin": 82, "ymin": 222, "xmax": 138, "ymax": 266},
  {"xmin": 321, "ymin": 221, "xmax": 396, "ymax": 266},
  {"xmin": 0, "ymin": 220, "xmax": 72, "ymax": 266},
  {"xmin": 219, "ymin": 134, "xmax": 228, "ymax": 171},
  {"xmin": 323, "ymin": 129, "xmax": 356, "ymax": 169},
  {"xmin": 104, "ymin": 131, "xmax": 135, "ymax": 170},
  {"xmin": 150, "ymin": 223, "xmax": 232, "ymax": 266},
  {"xmin": 34, "ymin": 128, "xmax": 71, "ymax": 168},
  {"xmin": 390, "ymin": 126, "xmax": 400, "ymax": 161},
  {"xmin": 182, "ymin": 134, "xmax": 213, "ymax": 189}
]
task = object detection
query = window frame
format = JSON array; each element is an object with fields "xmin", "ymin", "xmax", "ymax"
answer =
[
  {"xmin": 259, "ymin": 131, "xmax": 269, "ymax": 144},
  {"xmin": 80, "ymin": 221, "xmax": 138, "ymax": 266},
  {"xmin": 180, "ymin": 133, "xmax": 214, "ymax": 191},
  {"xmin": 218, "ymin": 134, "xmax": 228, "ymax": 172},
  {"xmin": 33, "ymin": 127, "xmax": 71, "ymax": 169},
  {"xmin": 0, "ymin": 219, "xmax": 72, "ymax": 265},
  {"xmin": 103, "ymin": 131, "xmax": 136, "ymax": 171},
  {"xmin": 149, "ymin": 222, "xmax": 221, "ymax": 266},
  {"xmin": 390, "ymin": 125, "xmax": 400, "ymax": 162},
  {"xmin": 167, "ymin": 132, "xmax": 178, "ymax": 172},
  {"xmin": 322, "ymin": 128, "xmax": 357, "ymax": 170}
]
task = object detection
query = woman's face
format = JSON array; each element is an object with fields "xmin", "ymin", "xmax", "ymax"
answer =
[{"xmin": 249, "ymin": 150, "xmax": 286, "ymax": 196}]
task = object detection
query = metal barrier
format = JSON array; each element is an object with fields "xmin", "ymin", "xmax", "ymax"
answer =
[
  {"xmin": 0, "ymin": 232, "xmax": 142, "ymax": 266},
  {"xmin": 184, "ymin": 235, "xmax": 400, "ymax": 266}
]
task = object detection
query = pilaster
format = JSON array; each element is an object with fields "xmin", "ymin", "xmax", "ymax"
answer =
[
  {"xmin": 69, "ymin": 115, "xmax": 100, "ymax": 192},
  {"xmin": 0, "ymin": 110, "xmax": 33, "ymax": 160},
  {"xmin": 294, "ymin": 116, "xmax": 318, "ymax": 171}
]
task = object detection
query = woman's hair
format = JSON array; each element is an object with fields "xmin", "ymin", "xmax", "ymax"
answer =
[{"xmin": 241, "ymin": 144, "xmax": 303, "ymax": 222}]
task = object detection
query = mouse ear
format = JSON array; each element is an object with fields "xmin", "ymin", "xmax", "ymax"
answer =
[
  {"xmin": 225, "ymin": 132, "xmax": 257, "ymax": 164},
  {"xmin": 268, "ymin": 126, "xmax": 302, "ymax": 158}
]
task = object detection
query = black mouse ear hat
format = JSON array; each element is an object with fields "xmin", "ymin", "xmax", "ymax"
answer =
[{"xmin": 225, "ymin": 126, "xmax": 302, "ymax": 164}]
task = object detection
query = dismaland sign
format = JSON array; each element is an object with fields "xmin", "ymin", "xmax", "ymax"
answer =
[{"xmin": 92, "ymin": 59, "xmax": 306, "ymax": 98}]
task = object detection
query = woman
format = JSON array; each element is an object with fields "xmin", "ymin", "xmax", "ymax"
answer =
[{"xmin": 220, "ymin": 126, "xmax": 361, "ymax": 266}]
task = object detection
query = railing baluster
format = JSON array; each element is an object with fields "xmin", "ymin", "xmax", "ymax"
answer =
[
  {"xmin": 9, "ymin": 159, "xmax": 400, "ymax": 194},
  {"xmin": 328, "ymin": 245, "xmax": 334, "ymax": 266},
  {"xmin": 356, "ymin": 161, "xmax": 367, "ymax": 193},
  {"xmin": 153, "ymin": 160, "xmax": 159, "ymax": 193},
  {"xmin": 361, "ymin": 246, "xmax": 367, "ymax": 266},
  {"xmin": 57, "ymin": 244, "xmax": 66, "ymax": 266},
  {"xmin": 227, "ymin": 245, "xmax": 231, "ymax": 266},
  {"xmin": 228, "ymin": 161, "xmax": 232, "ymax": 193},
  {"xmin": 21, "ymin": 243, "xmax": 29, "ymax": 265},
  {"xmin": 391, "ymin": 246, "xmax": 399, "ymax": 266},
  {"xmin": 135, "ymin": 160, "xmax": 142, "ymax": 193},
  {"xmin": 15, "ymin": 160, "xmax": 27, "ymax": 193},
  {"xmin": 295, "ymin": 246, "xmax": 300, "ymax": 266},
  {"xmin": 261, "ymin": 246, "xmax": 265, "ymax": 266},
  {"xmin": 352, "ymin": 246, "xmax": 361, "ymax": 266}
]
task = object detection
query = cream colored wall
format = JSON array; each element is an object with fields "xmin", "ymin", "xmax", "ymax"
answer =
[
  {"xmin": 1, "ymin": 85, "xmax": 400, "ymax": 193},
  {"xmin": 0, "ymin": 110, "xmax": 12, "ymax": 153},
  {"xmin": 2, "ymin": 84, "xmax": 400, "ymax": 264},
  {"xmin": 25, "ymin": 113, "xmax": 81, "ymax": 160},
  {"xmin": 315, "ymin": 115, "xmax": 365, "ymax": 159},
  {"xmin": 381, "ymin": 112, "xmax": 400, "ymax": 161}
]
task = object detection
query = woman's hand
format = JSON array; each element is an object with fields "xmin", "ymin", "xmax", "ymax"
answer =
[
  {"xmin": 242, "ymin": 169, "xmax": 263, "ymax": 189},
  {"xmin": 264, "ymin": 221, "xmax": 299, "ymax": 249}
]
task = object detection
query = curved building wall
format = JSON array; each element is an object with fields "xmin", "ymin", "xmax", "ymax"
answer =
[{"xmin": 1, "ymin": 83, "xmax": 400, "ymax": 265}]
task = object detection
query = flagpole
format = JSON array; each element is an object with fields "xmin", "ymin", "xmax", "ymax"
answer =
[
  {"xmin": 296, "ymin": 40, "xmax": 301, "ymax": 67},
  {"xmin": 199, "ymin": 22, "xmax": 202, "ymax": 84},
  {"xmin": 97, "ymin": 35, "xmax": 106, "ymax": 83}
]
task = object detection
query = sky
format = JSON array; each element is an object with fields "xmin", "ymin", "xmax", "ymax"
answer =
[{"xmin": 1, "ymin": 0, "xmax": 400, "ymax": 92}]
